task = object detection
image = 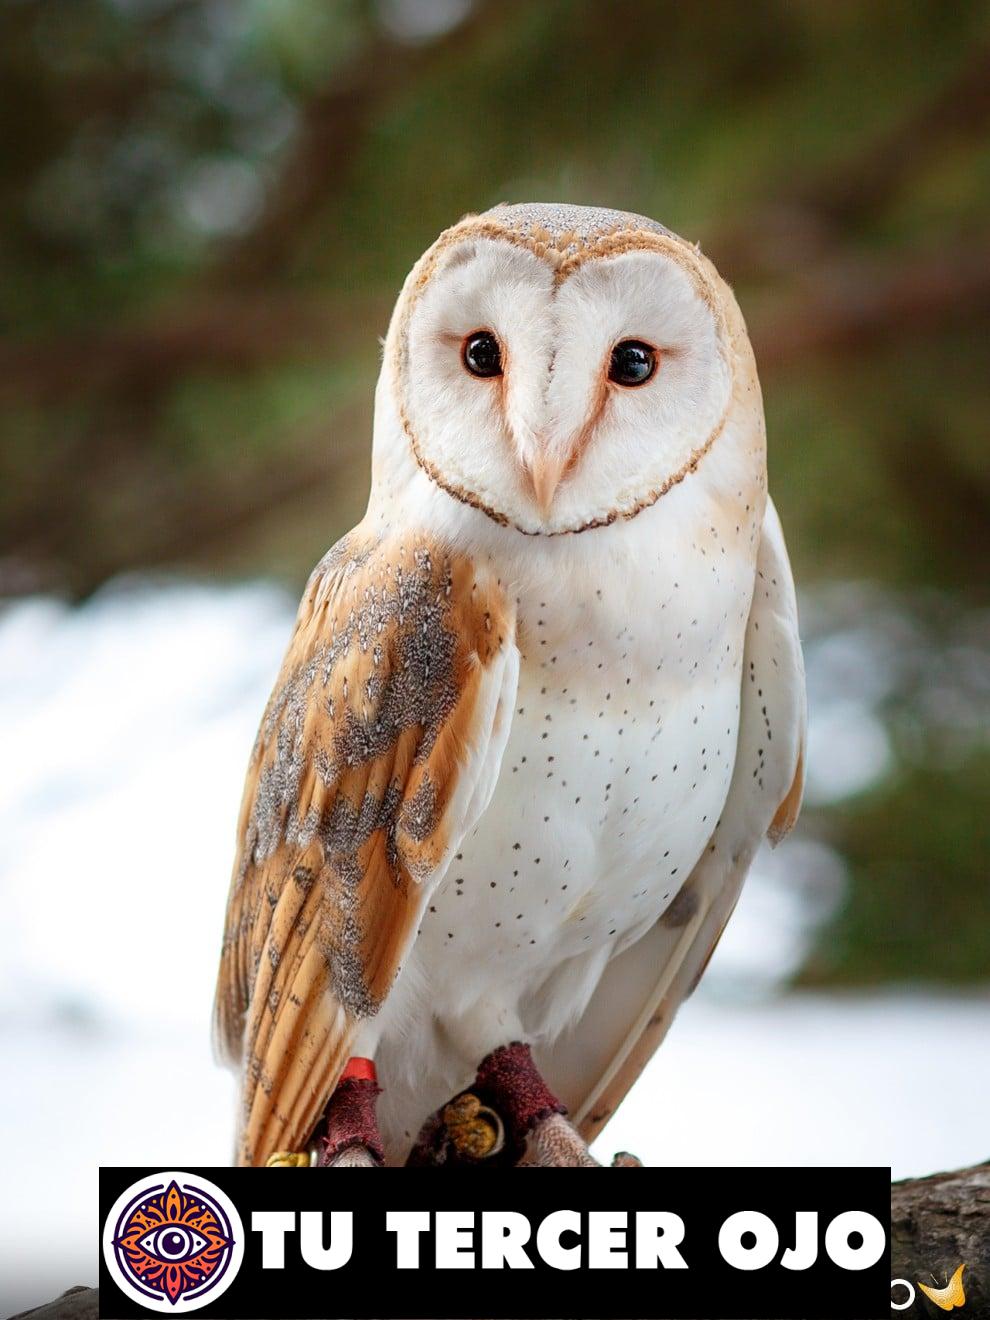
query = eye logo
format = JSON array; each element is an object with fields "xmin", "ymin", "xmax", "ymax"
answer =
[
  {"xmin": 136, "ymin": 1224, "xmax": 209, "ymax": 1262},
  {"xmin": 103, "ymin": 1171, "xmax": 244, "ymax": 1312}
]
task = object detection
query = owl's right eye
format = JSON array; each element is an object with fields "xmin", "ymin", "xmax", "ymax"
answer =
[{"xmin": 462, "ymin": 331, "xmax": 503, "ymax": 378}]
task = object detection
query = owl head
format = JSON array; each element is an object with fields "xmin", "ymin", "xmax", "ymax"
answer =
[{"xmin": 374, "ymin": 202, "xmax": 763, "ymax": 537}]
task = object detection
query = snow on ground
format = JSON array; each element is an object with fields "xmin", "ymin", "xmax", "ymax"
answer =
[
  {"xmin": 0, "ymin": 577, "xmax": 986, "ymax": 1312},
  {"xmin": 593, "ymin": 991, "xmax": 990, "ymax": 1174}
]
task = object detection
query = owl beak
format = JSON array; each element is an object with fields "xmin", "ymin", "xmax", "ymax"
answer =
[{"xmin": 525, "ymin": 450, "xmax": 568, "ymax": 517}]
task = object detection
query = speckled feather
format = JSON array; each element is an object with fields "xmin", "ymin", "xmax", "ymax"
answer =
[{"xmin": 214, "ymin": 530, "xmax": 516, "ymax": 1165}]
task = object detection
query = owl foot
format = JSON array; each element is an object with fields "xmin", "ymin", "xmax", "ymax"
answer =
[
  {"xmin": 473, "ymin": 1040, "xmax": 568, "ymax": 1163},
  {"xmin": 406, "ymin": 1039, "xmax": 565, "ymax": 1166},
  {"xmin": 265, "ymin": 1151, "xmax": 311, "ymax": 1167},
  {"xmin": 406, "ymin": 1042, "xmax": 634, "ymax": 1167},
  {"xmin": 316, "ymin": 1057, "xmax": 384, "ymax": 1167}
]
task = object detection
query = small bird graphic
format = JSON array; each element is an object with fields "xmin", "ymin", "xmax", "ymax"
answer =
[
  {"xmin": 213, "ymin": 202, "xmax": 806, "ymax": 1167},
  {"xmin": 919, "ymin": 1263, "xmax": 967, "ymax": 1312}
]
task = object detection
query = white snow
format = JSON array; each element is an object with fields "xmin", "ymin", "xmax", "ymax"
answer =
[
  {"xmin": 0, "ymin": 577, "xmax": 986, "ymax": 1313},
  {"xmin": 591, "ymin": 991, "xmax": 990, "ymax": 1174}
]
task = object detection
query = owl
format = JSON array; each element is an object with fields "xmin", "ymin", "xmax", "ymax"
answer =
[{"xmin": 214, "ymin": 202, "xmax": 806, "ymax": 1168}]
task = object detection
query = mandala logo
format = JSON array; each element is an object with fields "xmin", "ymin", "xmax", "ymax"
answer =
[{"xmin": 102, "ymin": 1171, "xmax": 244, "ymax": 1312}]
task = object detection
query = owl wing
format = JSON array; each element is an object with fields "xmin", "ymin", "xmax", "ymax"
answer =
[
  {"xmin": 213, "ymin": 528, "xmax": 518, "ymax": 1166},
  {"xmin": 542, "ymin": 497, "xmax": 806, "ymax": 1141}
]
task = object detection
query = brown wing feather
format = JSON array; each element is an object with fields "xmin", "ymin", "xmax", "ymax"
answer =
[{"xmin": 214, "ymin": 528, "xmax": 515, "ymax": 1165}]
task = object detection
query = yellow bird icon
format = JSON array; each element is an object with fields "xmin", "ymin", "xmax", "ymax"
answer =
[{"xmin": 918, "ymin": 1263, "xmax": 966, "ymax": 1312}]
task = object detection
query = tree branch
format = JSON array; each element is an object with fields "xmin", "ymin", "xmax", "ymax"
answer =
[
  {"xmin": 748, "ymin": 245, "xmax": 990, "ymax": 372},
  {"xmin": 893, "ymin": 1161, "xmax": 990, "ymax": 1316},
  {"xmin": 0, "ymin": 291, "xmax": 383, "ymax": 402}
]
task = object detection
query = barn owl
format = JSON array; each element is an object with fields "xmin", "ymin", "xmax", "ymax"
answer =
[{"xmin": 214, "ymin": 202, "xmax": 806, "ymax": 1168}]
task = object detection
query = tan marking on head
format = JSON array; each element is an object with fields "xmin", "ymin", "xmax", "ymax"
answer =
[
  {"xmin": 523, "ymin": 353, "xmax": 615, "ymax": 510},
  {"xmin": 562, "ymin": 354, "xmax": 613, "ymax": 482},
  {"xmin": 399, "ymin": 407, "xmax": 730, "ymax": 537}
]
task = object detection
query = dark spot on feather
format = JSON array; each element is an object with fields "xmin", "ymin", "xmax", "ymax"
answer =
[{"xmin": 660, "ymin": 885, "xmax": 699, "ymax": 929}]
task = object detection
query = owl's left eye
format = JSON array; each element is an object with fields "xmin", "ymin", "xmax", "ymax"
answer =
[
  {"xmin": 608, "ymin": 340, "xmax": 658, "ymax": 386},
  {"xmin": 462, "ymin": 330, "xmax": 503, "ymax": 378},
  {"xmin": 137, "ymin": 1226, "xmax": 209, "ymax": 1263}
]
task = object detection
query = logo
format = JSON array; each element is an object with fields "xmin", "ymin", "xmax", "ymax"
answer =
[
  {"xmin": 103, "ymin": 1170, "xmax": 244, "ymax": 1312},
  {"xmin": 892, "ymin": 1263, "xmax": 967, "ymax": 1312},
  {"xmin": 919, "ymin": 1263, "xmax": 967, "ymax": 1312}
]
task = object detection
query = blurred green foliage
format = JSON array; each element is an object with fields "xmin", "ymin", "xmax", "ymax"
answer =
[
  {"xmin": 804, "ymin": 752, "xmax": 990, "ymax": 984},
  {"xmin": 0, "ymin": 0, "xmax": 987, "ymax": 983}
]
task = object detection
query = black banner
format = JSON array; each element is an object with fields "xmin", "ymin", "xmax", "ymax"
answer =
[{"xmin": 99, "ymin": 1166, "xmax": 890, "ymax": 1320}]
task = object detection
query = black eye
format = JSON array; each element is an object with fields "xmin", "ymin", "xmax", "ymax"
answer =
[
  {"xmin": 608, "ymin": 340, "xmax": 657, "ymax": 386},
  {"xmin": 462, "ymin": 330, "xmax": 503, "ymax": 378}
]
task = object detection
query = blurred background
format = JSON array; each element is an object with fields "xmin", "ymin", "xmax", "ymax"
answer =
[{"xmin": 1, "ymin": 0, "xmax": 988, "ymax": 1307}]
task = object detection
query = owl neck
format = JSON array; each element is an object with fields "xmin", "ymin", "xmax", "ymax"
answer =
[{"xmin": 365, "ymin": 418, "xmax": 764, "ymax": 676}]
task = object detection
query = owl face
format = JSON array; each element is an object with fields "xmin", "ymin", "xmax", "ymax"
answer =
[{"xmin": 381, "ymin": 204, "xmax": 744, "ymax": 536}]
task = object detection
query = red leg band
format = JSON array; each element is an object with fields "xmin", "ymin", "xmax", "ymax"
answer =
[
  {"xmin": 317, "ymin": 1073, "xmax": 384, "ymax": 1166},
  {"xmin": 339, "ymin": 1056, "xmax": 377, "ymax": 1084},
  {"xmin": 475, "ymin": 1041, "xmax": 566, "ymax": 1152}
]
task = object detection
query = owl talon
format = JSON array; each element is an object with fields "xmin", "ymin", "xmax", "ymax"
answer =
[
  {"xmin": 265, "ymin": 1150, "xmax": 311, "ymax": 1167},
  {"xmin": 406, "ymin": 1042, "xmax": 566, "ymax": 1166},
  {"xmin": 442, "ymin": 1092, "xmax": 504, "ymax": 1159}
]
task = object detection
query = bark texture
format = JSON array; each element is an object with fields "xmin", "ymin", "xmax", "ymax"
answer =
[{"xmin": 892, "ymin": 1161, "xmax": 990, "ymax": 1317}]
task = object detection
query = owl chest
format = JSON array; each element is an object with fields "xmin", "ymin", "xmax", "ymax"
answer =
[{"xmin": 421, "ymin": 568, "xmax": 747, "ymax": 976}]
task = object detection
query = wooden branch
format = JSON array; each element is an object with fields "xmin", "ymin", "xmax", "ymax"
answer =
[{"xmin": 893, "ymin": 1161, "xmax": 990, "ymax": 1315}]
